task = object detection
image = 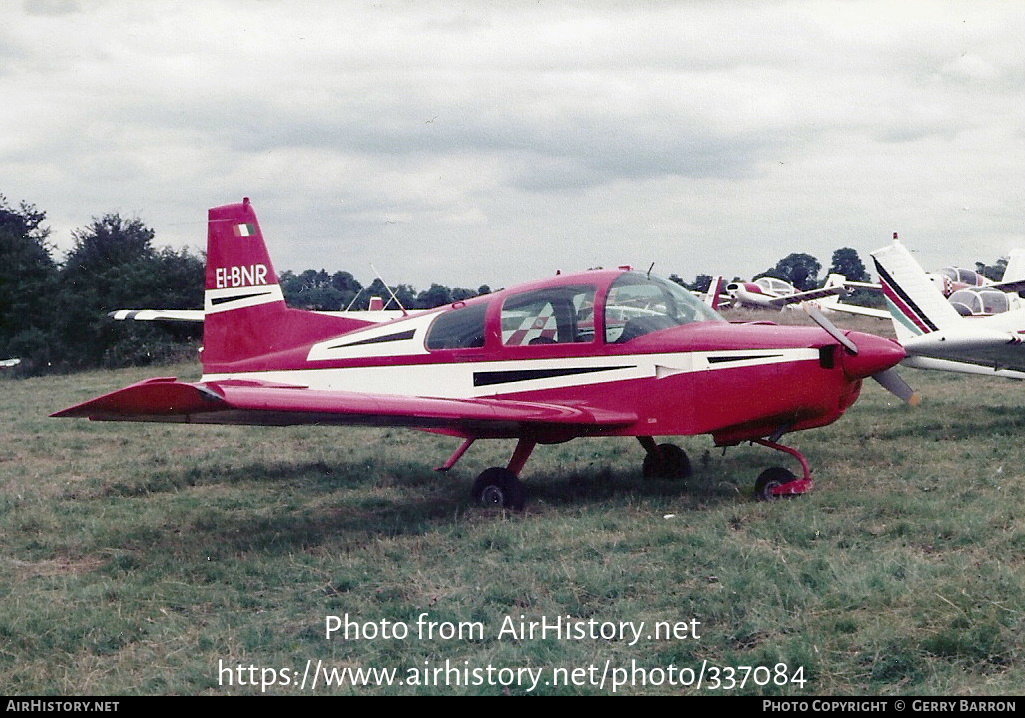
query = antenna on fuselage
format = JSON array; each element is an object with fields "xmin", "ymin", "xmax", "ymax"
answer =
[
  {"xmin": 344, "ymin": 287, "xmax": 365, "ymax": 311},
  {"xmin": 370, "ymin": 263, "xmax": 408, "ymax": 316},
  {"xmin": 647, "ymin": 262, "xmax": 655, "ymax": 279}
]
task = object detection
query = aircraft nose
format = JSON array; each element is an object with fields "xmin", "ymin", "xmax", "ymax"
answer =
[{"xmin": 840, "ymin": 332, "xmax": 906, "ymax": 379}]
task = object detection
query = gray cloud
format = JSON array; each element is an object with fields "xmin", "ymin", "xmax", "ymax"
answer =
[{"xmin": 1, "ymin": 1, "xmax": 1022, "ymax": 289}]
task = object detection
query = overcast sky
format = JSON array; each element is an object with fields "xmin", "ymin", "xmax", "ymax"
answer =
[{"xmin": 2, "ymin": 0, "xmax": 1023, "ymax": 291}]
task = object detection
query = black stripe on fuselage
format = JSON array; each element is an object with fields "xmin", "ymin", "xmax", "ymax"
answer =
[
  {"xmin": 706, "ymin": 354, "xmax": 784, "ymax": 364},
  {"xmin": 872, "ymin": 257, "xmax": 938, "ymax": 333},
  {"xmin": 211, "ymin": 290, "xmax": 274, "ymax": 306},
  {"xmin": 473, "ymin": 365, "xmax": 634, "ymax": 387},
  {"xmin": 328, "ymin": 329, "xmax": 417, "ymax": 349}
]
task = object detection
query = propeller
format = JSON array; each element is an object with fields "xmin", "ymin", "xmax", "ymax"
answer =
[
  {"xmin": 805, "ymin": 304, "xmax": 858, "ymax": 355},
  {"xmin": 803, "ymin": 304, "xmax": 920, "ymax": 406},
  {"xmin": 871, "ymin": 367, "xmax": 921, "ymax": 407}
]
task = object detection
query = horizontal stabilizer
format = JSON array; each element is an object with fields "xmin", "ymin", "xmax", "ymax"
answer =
[
  {"xmin": 901, "ymin": 356, "xmax": 1025, "ymax": 380},
  {"xmin": 109, "ymin": 309, "xmax": 204, "ymax": 323},
  {"xmin": 826, "ymin": 302, "xmax": 890, "ymax": 320}
]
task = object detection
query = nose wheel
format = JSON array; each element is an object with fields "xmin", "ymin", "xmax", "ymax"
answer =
[
  {"xmin": 752, "ymin": 439, "xmax": 813, "ymax": 500},
  {"xmin": 754, "ymin": 466, "xmax": 797, "ymax": 500}
]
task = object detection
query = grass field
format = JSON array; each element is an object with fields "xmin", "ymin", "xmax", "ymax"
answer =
[{"xmin": 2, "ymin": 315, "xmax": 1024, "ymax": 695}]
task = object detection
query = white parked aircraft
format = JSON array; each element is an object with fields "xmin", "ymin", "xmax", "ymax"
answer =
[
  {"xmin": 833, "ymin": 241, "xmax": 1025, "ymax": 320},
  {"xmin": 870, "ymin": 239, "xmax": 1025, "ymax": 380},
  {"xmin": 724, "ymin": 274, "xmax": 846, "ymax": 310}
]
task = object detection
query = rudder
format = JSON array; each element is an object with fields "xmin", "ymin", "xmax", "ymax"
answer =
[{"xmin": 870, "ymin": 237, "xmax": 962, "ymax": 344}]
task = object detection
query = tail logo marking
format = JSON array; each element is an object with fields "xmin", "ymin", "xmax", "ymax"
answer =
[
  {"xmin": 233, "ymin": 223, "xmax": 256, "ymax": 237},
  {"xmin": 215, "ymin": 264, "xmax": 269, "ymax": 289},
  {"xmin": 873, "ymin": 258, "xmax": 937, "ymax": 335}
]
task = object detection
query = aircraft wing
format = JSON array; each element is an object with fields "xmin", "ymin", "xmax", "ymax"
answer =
[
  {"xmin": 826, "ymin": 302, "xmax": 890, "ymax": 319},
  {"xmin": 764, "ymin": 285, "xmax": 844, "ymax": 308},
  {"xmin": 842, "ymin": 280, "xmax": 881, "ymax": 290},
  {"xmin": 987, "ymin": 278, "xmax": 1025, "ymax": 295},
  {"xmin": 51, "ymin": 377, "xmax": 638, "ymax": 436},
  {"xmin": 901, "ymin": 356, "xmax": 1025, "ymax": 380},
  {"xmin": 110, "ymin": 309, "xmax": 205, "ymax": 323}
]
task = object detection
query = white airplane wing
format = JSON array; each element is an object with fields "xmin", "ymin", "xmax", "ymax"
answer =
[
  {"xmin": 764, "ymin": 284, "xmax": 844, "ymax": 309},
  {"xmin": 826, "ymin": 302, "xmax": 891, "ymax": 319}
]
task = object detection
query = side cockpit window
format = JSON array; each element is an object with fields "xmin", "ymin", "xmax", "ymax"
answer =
[
  {"xmin": 501, "ymin": 285, "xmax": 596, "ymax": 346},
  {"xmin": 425, "ymin": 302, "xmax": 487, "ymax": 350}
]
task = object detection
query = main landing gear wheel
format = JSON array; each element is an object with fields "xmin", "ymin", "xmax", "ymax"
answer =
[
  {"xmin": 754, "ymin": 466, "xmax": 796, "ymax": 501},
  {"xmin": 641, "ymin": 443, "xmax": 692, "ymax": 480},
  {"xmin": 471, "ymin": 467, "xmax": 527, "ymax": 511}
]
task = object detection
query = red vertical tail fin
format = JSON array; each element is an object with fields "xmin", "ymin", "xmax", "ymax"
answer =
[
  {"xmin": 202, "ymin": 198, "xmax": 374, "ymax": 373},
  {"xmin": 205, "ymin": 198, "xmax": 285, "ymax": 315}
]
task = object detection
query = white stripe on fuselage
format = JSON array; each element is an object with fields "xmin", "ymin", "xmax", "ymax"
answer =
[
  {"xmin": 306, "ymin": 312, "xmax": 437, "ymax": 360},
  {"xmin": 202, "ymin": 348, "xmax": 820, "ymax": 399}
]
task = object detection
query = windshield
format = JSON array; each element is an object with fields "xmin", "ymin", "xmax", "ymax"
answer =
[{"xmin": 604, "ymin": 273, "xmax": 724, "ymax": 343}]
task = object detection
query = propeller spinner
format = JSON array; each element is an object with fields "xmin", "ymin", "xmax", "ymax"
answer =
[{"xmin": 804, "ymin": 304, "xmax": 920, "ymax": 406}]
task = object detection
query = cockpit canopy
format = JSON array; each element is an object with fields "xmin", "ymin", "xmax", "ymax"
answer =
[
  {"xmin": 949, "ymin": 288, "xmax": 1013, "ymax": 316},
  {"xmin": 938, "ymin": 267, "xmax": 986, "ymax": 287},
  {"xmin": 425, "ymin": 271, "xmax": 723, "ymax": 350},
  {"xmin": 754, "ymin": 277, "xmax": 795, "ymax": 295}
]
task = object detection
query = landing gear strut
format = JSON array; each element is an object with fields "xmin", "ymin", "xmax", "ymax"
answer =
[{"xmin": 752, "ymin": 438, "xmax": 813, "ymax": 500}]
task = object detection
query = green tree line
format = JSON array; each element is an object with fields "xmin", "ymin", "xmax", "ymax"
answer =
[
  {"xmin": 0, "ymin": 195, "xmax": 496, "ymax": 375},
  {"xmin": 0, "ymin": 195, "xmax": 206, "ymax": 374}
]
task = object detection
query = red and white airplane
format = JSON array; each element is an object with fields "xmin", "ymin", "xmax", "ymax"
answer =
[
  {"xmin": 725, "ymin": 275, "xmax": 847, "ymax": 310},
  {"xmin": 53, "ymin": 198, "xmax": 912, "ymax": 507},
  {"xmin": 926, "ymin": 250, "xmax": 1025, "ymax": 298}
]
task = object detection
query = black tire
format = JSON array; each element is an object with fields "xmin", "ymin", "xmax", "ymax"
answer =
[
  {"xmin": 471, "ymin": 467, "xmax": 527, "ymax": 511},
  {"xmin": 754, "ymin": 466, "xmax": 796, "ymax": 501},
  {"xmin": 642, "ymin": 443, "xmax": 692, "ymax": 480}
]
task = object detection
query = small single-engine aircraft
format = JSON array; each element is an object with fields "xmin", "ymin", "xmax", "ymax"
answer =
[
  {"xmin": 927, "ymin": 249, "xmax": 1025, "ymax": 298},
  {"xmin": 53, "ymin": 198, "xmax": 913, "ymax": 507},
  {"xmin": 871, "ymin": 238, "xmax": 1025, "ymax": 379},
  {"xmin": 725, "ymin": 275, "xmax": 847, "ymax": 310}
]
